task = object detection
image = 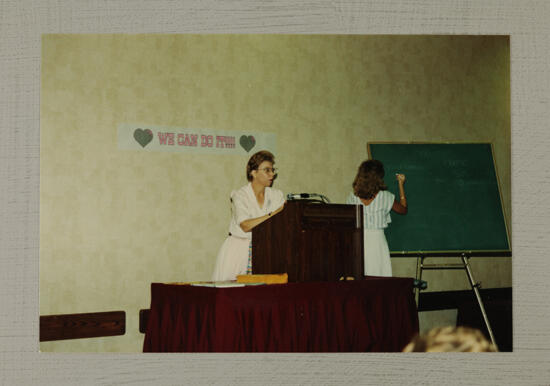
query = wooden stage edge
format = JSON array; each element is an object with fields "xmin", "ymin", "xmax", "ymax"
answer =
[
  {"xmin": 39, "ymin": 288, "xmax": 511, "ymax": 341},
  {"xmin": 39, "ymin": 310, "xmax": 125, "ymax": 342}
]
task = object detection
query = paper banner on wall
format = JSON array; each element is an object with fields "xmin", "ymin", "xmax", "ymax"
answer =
[{"xmin": 118, "ymin": 124, "xmax": 276, "ymax": 155}]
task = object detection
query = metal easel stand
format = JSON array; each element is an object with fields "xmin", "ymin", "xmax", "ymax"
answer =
[{"xmin": 414, "ymin": 252, "xmax": 498, "ymax": 350}]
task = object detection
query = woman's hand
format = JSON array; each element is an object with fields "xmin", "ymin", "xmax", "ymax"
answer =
[
  {"xmin": 239, "ymin": 201, "xmax": 286, "ymax": 233},
  {"xmin": 396, "ymin": 173, "xmax": 406, "ymax": 184},
  {"xmin": 272, "ymin": 201, "xmax": 286, "ymax": 215}
]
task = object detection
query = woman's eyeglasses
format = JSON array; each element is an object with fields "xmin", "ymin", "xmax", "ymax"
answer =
[{"xmin": 258, "ymin": 167, "xmax": 277, "ymax": 174}]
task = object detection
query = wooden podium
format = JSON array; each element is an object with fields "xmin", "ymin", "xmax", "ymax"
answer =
[{"xmin": 252, "ymin": 200, "xmax": 364, "ymax": 282}]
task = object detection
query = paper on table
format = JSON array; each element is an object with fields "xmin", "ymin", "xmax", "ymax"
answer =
[{"xmin": 190, "ymin": 281, "xmax": 246, "ymax": 288}]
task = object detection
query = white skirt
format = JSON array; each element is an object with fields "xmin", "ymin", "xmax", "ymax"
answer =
[
  {"xmin": 363, "ymin": 228, "xmax": 392, "ymax": 277},
  {"xmin": 211, "ymin": 235, "xmax": 250, "ymax": 281}
]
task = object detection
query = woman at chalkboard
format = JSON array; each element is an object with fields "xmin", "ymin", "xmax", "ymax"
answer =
[
  {"xmin": 346, "ymin": 160, "xmax": 407, "ymax": 277},
  {"xmin": 211, "ymin": 150, "xmax": 286, "ymax": 281}
]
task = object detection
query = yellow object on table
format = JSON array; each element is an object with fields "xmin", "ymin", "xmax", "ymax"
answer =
[{"xmin": 236, "ymin": 273, "xmax": 288, "ymax": 284}]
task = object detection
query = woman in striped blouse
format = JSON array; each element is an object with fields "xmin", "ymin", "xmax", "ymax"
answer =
[{"xmin": 346, "ymin": 160, "xmax": 408, "ymax": 277}]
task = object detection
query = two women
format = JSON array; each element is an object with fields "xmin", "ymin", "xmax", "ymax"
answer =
[{"xmin": 212, "ymin": 154, "xmax": 407, "ymax": 280}]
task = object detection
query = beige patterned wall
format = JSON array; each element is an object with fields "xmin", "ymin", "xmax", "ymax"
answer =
[{"xmin": 40, "ymin": 34, "xmax": 510, "ymax": 352}]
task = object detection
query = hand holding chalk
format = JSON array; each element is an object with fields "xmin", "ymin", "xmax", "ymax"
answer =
[{"xmin": 396, "ymin": 173, "xmax": 406, "ymax": 183}]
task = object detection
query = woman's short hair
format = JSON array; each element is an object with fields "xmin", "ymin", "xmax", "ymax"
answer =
[
  {"xmin": 352, "ymin": 159, "xmax": 387, "ymax": 199},
  {"xmin": 246, "ymin": 150, "xmax": 275, "ymax": 181},
  {"xmin": 402, "ymin": 326, "xmax": 498, "ymax": 352}
]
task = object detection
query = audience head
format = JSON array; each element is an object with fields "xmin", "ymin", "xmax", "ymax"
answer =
[{"xmin": 402, "ymin": 326, "xmax": 498, "ymax": 352}]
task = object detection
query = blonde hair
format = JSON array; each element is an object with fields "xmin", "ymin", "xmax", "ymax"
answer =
[{"xmin": 402, "ymin": 326, "xmax": 497, "ymax": 352}]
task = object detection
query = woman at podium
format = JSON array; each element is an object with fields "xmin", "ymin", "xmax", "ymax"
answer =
[
  {"xmin": 212, "ymin": 150, "xmax": 285, "ymax": 281},
  {"xmin": 346, "ymin": 159, "xmax": 407, "ymax": 277}
]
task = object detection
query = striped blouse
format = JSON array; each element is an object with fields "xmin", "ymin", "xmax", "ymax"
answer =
[{"xmin": 346, "ymin": 190, "xmax": 395, "ymax": 229}]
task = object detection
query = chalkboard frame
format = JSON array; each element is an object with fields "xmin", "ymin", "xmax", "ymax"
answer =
[{"xmin": 366, "ymin": 141, "xmax": 512, "ymax": 256}]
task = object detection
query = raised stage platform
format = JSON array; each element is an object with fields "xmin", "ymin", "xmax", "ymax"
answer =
[{"xmin": 143, "ymin": 277, "xmax": 419, "ymax": 352}]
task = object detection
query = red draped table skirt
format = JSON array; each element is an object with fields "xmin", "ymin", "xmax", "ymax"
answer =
[{"xmin": 143, "ymin": 277, "xmax": 418, "ymax": 352}]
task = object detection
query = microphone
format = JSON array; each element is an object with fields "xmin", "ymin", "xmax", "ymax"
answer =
[
  {"xmin": 286, "ymin": 193, "xmax": 311, "ymax": 200},
  {"xmin": 286, "ymin": 193, "xmax": 331, "ymax": 203}
]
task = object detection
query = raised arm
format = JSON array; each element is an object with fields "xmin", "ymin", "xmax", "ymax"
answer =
[{"xmin": 392, "ymin": 173, "xmax": 407, "ymax": 214}]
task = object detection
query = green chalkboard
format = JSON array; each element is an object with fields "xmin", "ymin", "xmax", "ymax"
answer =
[{"xmin": 368, "ymin": 143, "xmax": 510, "ymax": 254}]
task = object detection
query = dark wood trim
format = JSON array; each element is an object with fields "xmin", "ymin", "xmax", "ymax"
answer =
[
  {"xmin": 418, "ymin": 287, "xmax": 511, "ymax": 312},
  {"xmin": 40, "ymin": 311, "xmax": 125, "ymax": 341}
]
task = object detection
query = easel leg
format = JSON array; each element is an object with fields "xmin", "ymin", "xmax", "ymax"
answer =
[
  {"xmin": 461, "ymin": 255, "xmax": 499, "ymax": 350},
  {"xmin": 415, "ymin": 255, "xmax": 424, "ymax": 306}
]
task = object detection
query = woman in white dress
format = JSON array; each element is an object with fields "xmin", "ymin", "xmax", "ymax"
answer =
[
  {"xmin": 346, "ymin": 159, "xmax": 408, "ymax": 277},
  {"xmin": 212, "ymin": 150, "xmax": 285, "ymax": 281}
]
